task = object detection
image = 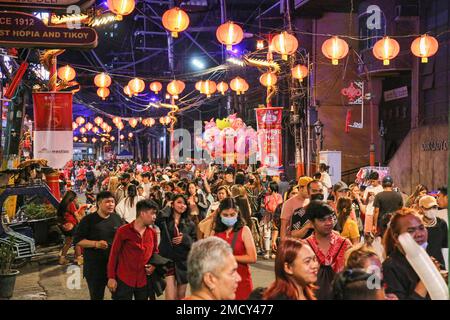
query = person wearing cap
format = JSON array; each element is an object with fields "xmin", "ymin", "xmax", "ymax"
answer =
[
  {"xmin": 115, "ymin": 173, "xmax": 132, "ymax": 204},
  {"xmin": 304, "ymin": 200, "xmax": 352, "ymax": 300},
  {"xmin": 372, "ymin": 176, "xmax": 403, "ymax": 236},
  {"xmin": 329, "ymin": 181, "xmax": 350, "ymax": 210},
  {"xmin": 280, "ymin": 176, "xmax": 313, "ymax": 241},
  {"xmin": 418, "ymin": 195, "xmax": 448, "ymax": 268}
]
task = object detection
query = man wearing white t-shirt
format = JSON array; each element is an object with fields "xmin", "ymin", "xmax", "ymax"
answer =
[{"xmin": 363, "ymin": 172, "xmax": 384, "ymax": 215}]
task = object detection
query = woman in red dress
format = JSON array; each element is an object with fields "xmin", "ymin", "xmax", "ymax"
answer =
[{"xmin": 213, "ymin": 198, "xmax": 257, "ymax": 300}]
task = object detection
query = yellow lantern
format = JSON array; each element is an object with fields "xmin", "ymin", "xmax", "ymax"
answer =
[
  {"xmin": 85, "ymin": 122, "xmax": 94, "ymax": 131},
  {"xmin": 143, "ymin": 118, "xmax": 156, "ymax": 127},
  {"xmin": 75, "ymin": 116, "xmax": 85, "ymax": 126},
  {"xmin": 116, "ymin": 121, "xmax": 124, "ymax": 130},
  {"xmin": 411, "ymin": 34, "xmax": 439, "ymax": 63},
  {"xmin": 200, "ymin": 80, "xmax": 217, "ymax": 98},
  {"xmin": 92, "ymin": 126, "xmax": 99, "ymax": 133},
  {"xmin": 128, "ymin": 132, "xmax": 133, "ymax": 138},
  {"xmin": 271, "ymin": 31, "xmax": 298, "ymax": 60},
  {"xmin": 321, "ymin": 36, "xmax": 349, "ymax": 65},
  {"xmin": 94, "ymin": 116, "xmax": 104, "ymax": 126},
  {"xmin": 110, "ymin": 136, "xmax": 116, "ymax": 141},
  {"xmin": 195, "ymin": 80, "xmax": 204, "ymax": 93},
  {"xmin": 259, "ymin": 72, "xmax": 278, "ymax": 87},
  {"xmin": 128, "ymin": 78, "xmax": 145, "ymax": 95},
  {"xmin": 216, "ymin": 21, "xmax": 244, "ymax": 50},
  {"xmin": 291, "ymin": 64, "xmax": 309, "ymax": 82},
  {"xmin": 217, "ymin": 81, "xmax": 229, "ymax": 95},
  {"xmin": 107, "ymin": 0, "xmax": 135, "ymax": 18},
  {"xmin": 128, "ymin": 118, "xmax": 138, "ymax": 128},
  {"xmin": 72, "ymin": 122, "xmax": 78, "ymax": 130},
  {"xmin": 101, "ymin": 122, "xmax": 109, "ymax": 131},
  {"xmin": 101, "ymin": 137, "xmax": 106, "ymax": 142},
  {"xmin": 149, "ymin": 81, "xmax": 163, "ymax": 94},
  {"xmin": 124, "ymin": 85, "xmax": 133, "ymax": 97},
  {"xmin": 73, "ymin": 137, "xmax": 78, "ymax": 142},
  {"xmin": 105, "ymin": 125, "xmax": 112, "ymax": 133},
  {"xmin": 162, "ymin": 7, "xmax": 190, "ymax": 38},
  {"xmin": 92, "ymin": 137, "xmax": 97, "ymax": 143},
  {"xmin": 230, "ymin": 76, "xmax": 246, "ymax": 95},
  {"xmin": 97, "ymin": 87, "xmax": 110, "ymax": 100},
  {"xmin": 256, "ymin": 40, "xmax": 264, "ymax": 50},
  {"xmin": 373, "ymin": 36, "xmax": 400, "ymax": 66},
  {"xmin": 112, "ymin": 116, "xmax": 122, "ymax": 125},
  {"xmin": 120, "ymin": 134, "xmax": 125, "ymax": 140},
  {"xmin": 94, "ymin": 73, "xmax": 112, "ymax": 88},
  {"xmin": 82, "ymin": 137, "xmax": 88, "ymax": 143},
  {"xmin": 79, "ymin": 127, "xmax": 87, "ymax": 134},
  {"xmin": 57, "ymin": 65, "xmax": 76, "ymax": 82},
  {"xmin": 167, "ymin": 80, "xmax": 185, "ymax": 99},
  {"xmin": 159, "ymin": 116, "xmax": 171, "ymax": 126}
]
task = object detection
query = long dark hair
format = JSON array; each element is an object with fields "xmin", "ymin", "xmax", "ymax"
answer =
[
  {"xmin": 57, "ymin": 190, "xmax": 77, "ymax": 219},
  {"xmin": 171, "ymin": 194, "xmax": 190, "ymax": 221},
  {"xmin": 126, "ymin": 184, "xmax": 137, "ymax": 208},
  {"xmin": 263, "ymin": 238, "xmax": 316, "ymax": 300},
  {"xmin": 336, "ymin": 197, "xmax": 352, "ymax": 232},
  {"xmin": 213, "ymin": 198, "xmax": 245, "ymax": 233}
]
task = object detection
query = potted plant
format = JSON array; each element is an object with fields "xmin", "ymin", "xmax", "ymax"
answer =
[
  {"xmin": 0, "ymin": 238, "xmax": 19, "ymax": 299},
  {"xmin": 22, "ymin": 203, "xmax": 57, "ymax": 245}
]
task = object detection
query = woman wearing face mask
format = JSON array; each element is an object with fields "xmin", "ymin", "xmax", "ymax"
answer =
[
  {"xmin": 382, "ymin": 208, "xmax": 444, "ymax": 300},
  {"xmin": 156, "ymin": 194, "xmax": 197, "ymax": 300},
  {"xmin": 262, "ymin": 238, "xmax": 319, "ymax": 300},
  {"xmin": 198, "ymin": 187, "xmax": 231, "ymax": 239},
  {"xmin": 214, "ymin": 198, "xmax": 257, "ymax": 300},
  {"xmin": 418, "ymin": 196, "xmax": 448, "ymax": 268}
]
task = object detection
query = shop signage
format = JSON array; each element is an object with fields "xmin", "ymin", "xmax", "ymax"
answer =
[
  {"xmin": 421, "ymin": 139, "xmax": 448, "ymax": 152},
  {"xmin": 0, "ymin": 11, "xmax": 98, "ymax": 49},
  {"xmin": 0, "ymin": 0, "xmax": 94, "ymax": 12},
  {"xmin": 384, "ymin": 86, "xmax": 408, "ymax": 102}
]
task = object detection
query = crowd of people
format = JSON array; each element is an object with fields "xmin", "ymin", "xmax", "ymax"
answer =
[{"xmin": 54, "ymin": 159, "xmax": 449, "ymax": 300}]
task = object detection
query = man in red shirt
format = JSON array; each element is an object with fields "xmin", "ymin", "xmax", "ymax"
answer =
[{"xmin": 107, "ymin": 199, "xmax": 159, "ymax": 300}]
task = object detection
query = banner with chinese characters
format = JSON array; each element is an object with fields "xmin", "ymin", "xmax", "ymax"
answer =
[
  {"xmin": 33, "ymin": 92, "xmax": 73, "ymax": 168},
  {"xmin": 255, "ymin": 107, "xmax": 283, "ymax": 175}
]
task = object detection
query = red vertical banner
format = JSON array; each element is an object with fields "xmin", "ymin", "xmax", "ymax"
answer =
[
  {"xmin": 255, "ymin": 107, "xmax": 283, "ymax": 175},
  {"xmin": 33, "ymin": 92, "xmax": 73, "ymax": 168}
]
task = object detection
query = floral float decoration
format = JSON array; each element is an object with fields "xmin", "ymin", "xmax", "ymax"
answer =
[{"xmin": 196, "ymin": 114, "xmax": 258, "ymax": 164}]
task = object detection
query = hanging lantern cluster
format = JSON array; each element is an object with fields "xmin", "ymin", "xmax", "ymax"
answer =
[
  {"xmin": 162, "ymin": 7, "xmax": 190, "ymax": 38},
  {"xmin": 112, "ymin": 116, "xmax": 122, "ymax": 125},
  {"xmin": 94, "ymin": 73, "xmax": 112, "ymax": 100},
  {"xmin": 116, "ymin": 121, "xmax": 125, "ymax": 130},
  {"xmin": 216, "ymin": 21, "xmax": 244, "ymax": 50},
  {"xmin": 57, "ymin": 65, "xmax": 76, "ymax": 82},
  {"xmin": 92, "ymin": 126, "xmax": 99, "ymax": 133},
  {"xmin": 85, "ymin": 122, "xmax": 94, "ymax": 131},
  {"xmin": 79, "ymin": 127, "xmax": 87, "ymax": 134},
  {"xmin": 94, "ymin": 116, "xmax": 104, "ymax": 126},
  {"xmin": 142, "ymin": 118, "xmax": 156, "ymax": 127},
  {"xmin": 230, "ymin": 76, "xmax": 249, "ymax": 95}
]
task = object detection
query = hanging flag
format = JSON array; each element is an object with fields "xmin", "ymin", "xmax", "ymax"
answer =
[
  {"xmin": 33, "ymin": 92, "xmax": 73, "ymax": 168},
  {"xmin": 255, "ymin": 107, "xmax": 283, "ymax": 175}
]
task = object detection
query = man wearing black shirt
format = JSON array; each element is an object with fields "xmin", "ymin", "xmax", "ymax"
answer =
[
  {"xmin": 373, "ymin": 176, "xmax": 403, "ymax": 235},
  {"xmin": 418, "ymin": 195, "xmax": 448, "ymax": 268},
  {"xmin": 74, "ymin": 191, "xmax": 123, "ymax": 300}
]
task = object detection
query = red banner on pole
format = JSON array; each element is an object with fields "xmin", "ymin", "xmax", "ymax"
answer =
[
  {"xmin": 33, "ymin": 92, "xmax": 73, "ymax": 168},
  {"xmin": 255, "ymin": 107, "xmax": 283, "ymax": 175}
]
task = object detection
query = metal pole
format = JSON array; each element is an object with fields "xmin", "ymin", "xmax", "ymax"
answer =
[
  {"xmin": 118, "ymin": 128, "xmax": 121, "ymax": 155},
  {"xmin": 220, "ymin": 0, "xmax": 227, "ymax": 62}
]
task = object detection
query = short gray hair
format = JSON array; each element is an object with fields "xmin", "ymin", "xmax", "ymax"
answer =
[{"xmin": 187, "ymin": 237, "xmax": 233, "ymax": 292}]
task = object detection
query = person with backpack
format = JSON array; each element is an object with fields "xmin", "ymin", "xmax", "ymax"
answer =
[{"xmin": 305, "ymin": 200, "xmax": 352, "ymax": 300}]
